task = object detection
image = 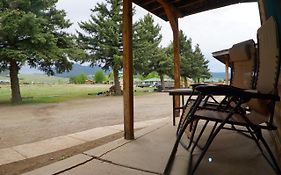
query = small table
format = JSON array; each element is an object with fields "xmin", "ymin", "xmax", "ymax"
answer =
[{"xmin": 165, "ymin": 88, "xmax": 198, "ymax": 126}]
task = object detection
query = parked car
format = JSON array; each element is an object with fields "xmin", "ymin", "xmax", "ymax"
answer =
[{"xmin": 137, "ymin": 82, "xmax": 151, "ymax": 88}]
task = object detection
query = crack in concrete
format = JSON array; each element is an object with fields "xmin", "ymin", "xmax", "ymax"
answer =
[
  {"xmin": 91, "ymin": 156, "xmax": 162, "ymax": 175},
  {"xmin": 53, "ymin": 156, "xmax": 95, "ymax": 175},
  {"xmin": 83, "ymin": 140, "xmax": 131, "ymax": 158},
  {"xmin": 135, "ymin": 122, "xmax": 169, "ymax": 140},
  {"xmin": 83, "ymin": 122, "xmax": 168, "ymax": 159},
  {"xmin": 11, "ymin": 147, "xmax": 28, "ymax": 159},
  {"xmin": 54, "ymin": 122, "xmax": 168, "ymax": 175}
]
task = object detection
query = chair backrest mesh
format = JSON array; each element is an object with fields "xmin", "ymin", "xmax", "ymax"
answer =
[
  {"xmin": 229, "ymin": 40, "xmax": 256, "ymax": 89},
  {"xmin": 247, "ymin": 17, "xmax": 279, "ymax": 117},
  {"xmin": 256, "ymin": 17, "xmax": 279, "ymax": 94}
]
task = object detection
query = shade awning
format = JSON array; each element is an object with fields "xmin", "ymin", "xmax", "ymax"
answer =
[
  {"xmin": 212, "ymin": 49, "xmax": 230, "ymax": 65},
  {"xmin": 133, "ymin": 0, "xmax": 257, "ymax": 21}
]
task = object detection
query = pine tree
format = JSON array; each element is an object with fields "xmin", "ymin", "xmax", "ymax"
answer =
[
  {"xmin": 77, "ymin": 0, "xmax": 123, "ymax": 95},
  {"xmin": 178, "ymin": 30, "xmax": 193, "ymax": 86},
  {"xmin": 0, "ymin": 0, "xmax": 83, "ymax": 103},
  {"xmin": 192, "ymin": 44, "xmax": 211, "ymax": 82},
  {"xmin": 134, "ymin": 14, "xmax": 171, "ymax": 89},
  {"xmin": 166, "ymin": 31, "xmax": 211, "ymax": 84}
]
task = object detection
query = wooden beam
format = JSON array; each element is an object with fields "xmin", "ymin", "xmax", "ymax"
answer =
[
  {"xmin": 258, "ymin": 0, "xmax": 267, "ymax": 24},
  {"xmin": 157, "ymin": 0, "xmax": 183, "ymax": 17},
  {"xmin": 173, "ymin": 0, "xmax": 205, "ymax": 10},
  {"xmin": 123, "ymin": 0, "xmax": 134, "ymax": 140},
  {"xmin": 142, "ymin": 0, "xmax": 155, "ymax": 6},
  {"xmin": 225, "ymin": 58, "xmax": 229, "ymax": 85},
  {"xmin": 156, "ymin": 0, "xmax": 181, "ymax": 32}
]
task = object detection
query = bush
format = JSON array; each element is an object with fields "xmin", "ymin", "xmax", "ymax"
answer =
[
  {"xmin": 69, "ymin": 74, "xmax": 87, "ymax": 84},
  {"xmin": 94, "ymin": 70, "xmax": 106, "ymax": 83}
]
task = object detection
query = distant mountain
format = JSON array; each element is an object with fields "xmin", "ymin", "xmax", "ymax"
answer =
[
  {"xmin": 18, "ymin": 64, "xmax": 108, "ymax": 78},
  {"xmin": 207, "ymin": 72, "xmax": 230, "ymax": 82},
  {"xmin": 55, "ymin": 64, "xmax": 105, "ymax": 78},
  {"xmin": 211, "ymin": 72, "xmax": 229, "ymax": 79},
  {"xmin": 19, "ymin": 66, "xmax": 44, "ymax": 74}
]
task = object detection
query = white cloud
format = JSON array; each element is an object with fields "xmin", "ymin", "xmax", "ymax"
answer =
[
  {"xmin": 177, "ymin": 3, "xmax": 260, "ymax": 71},
  {"xmin": 57, "ymin": 0, "xmax": 260, "ymax": 72}
]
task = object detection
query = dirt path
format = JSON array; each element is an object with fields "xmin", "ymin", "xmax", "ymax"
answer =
[{"xmin": 0, "ymin": 93, "xmax": 172, "ymax": 149}]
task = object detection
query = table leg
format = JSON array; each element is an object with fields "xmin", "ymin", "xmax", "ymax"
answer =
[{"xmin": 172, "ymin": 95, "xmax": 175, "ymax": 126}]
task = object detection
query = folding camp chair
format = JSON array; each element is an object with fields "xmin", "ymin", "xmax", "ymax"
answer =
[
  {"xmin": 164, "ymin": 16, "xmax": 281, "ymax": 175},
  {"xmin": 177, "ymin": 39, "xmax": 257, "ymax": 150}
]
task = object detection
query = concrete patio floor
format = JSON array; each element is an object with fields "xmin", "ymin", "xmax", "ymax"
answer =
[{"xmin": 23, "ymin": 118, "xmax": 278, "ymax": 175}]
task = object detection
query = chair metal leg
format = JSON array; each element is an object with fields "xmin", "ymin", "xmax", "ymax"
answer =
[
  {"xmin": 172, "ymin": 95, "xmax": 176, "ymax": 126},
  {"xmin": 180, "ymin": 119, "xmax": 200, "ymax": 150},
  {"xmin": 255, "ymin": 129, "xmax": 281, "ymax": 175},
  {"xmin": 190, "ymin": 104, "xmax": 241, "ymax": 175},
  {"xmin": 164, "ymin": 115, "xmax": 192, "ymax": 175},
  {"xmin": 205, "ymin": 122, "xmax": 218, "ymax": 144},
  {"xmin": 189, "ymin": 120, "xmax": 209, "ymax": 154},
  {"xmin": 245, "ymin": 126, "xmax": 264, "ymax": 152},
  {"xmin": 176, "ymin": 94, "xmax": 194, "ymax": 134},
  {"xmin": 189, "ymin": 121, "xmax": 225, "ymax": 174},
  {"xmin": 164, "ymin": 95, "xmax": 204, "ymax": 175}
]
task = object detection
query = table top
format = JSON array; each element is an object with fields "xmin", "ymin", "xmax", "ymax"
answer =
[{"xmin": 164, "ymin": 88, "xmax": 197, "ymax": 95}]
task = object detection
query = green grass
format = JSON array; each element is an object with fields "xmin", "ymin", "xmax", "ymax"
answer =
[
  {"xmin": 0, "ymin": 73, "xmax": 156, "ymax": 104},
  {"xmin": 19, "ymin": 74, "xmax": 69, "ymax": 84},
  {"xmin": 0, "ymin": 84, "xmax": 155, "ymax": 104},
  {"xmin": 0, "ymin": 84, "xmax": 108, "ymax": 104},
  {"xmin": 134, "ymin": 87, "xmax": 155, "ymax": 96},
  {"xmin": 1, "ymin": 74, "xmax": 69, "ymax": 84}
]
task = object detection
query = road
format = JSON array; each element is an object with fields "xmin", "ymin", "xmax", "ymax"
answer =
[{"xmin": 0, "ymin": 93, "xmax": 173, "ymax": 149}]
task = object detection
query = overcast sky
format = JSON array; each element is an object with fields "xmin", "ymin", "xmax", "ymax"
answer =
[{"xmin": 56, "ymin": 0, "xmax": 260, "ymax": 72}]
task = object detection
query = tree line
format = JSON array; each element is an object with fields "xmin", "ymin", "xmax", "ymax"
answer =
[{"xmin": 0, "ymin": 0, "xmax": 210, "ymax": 103}]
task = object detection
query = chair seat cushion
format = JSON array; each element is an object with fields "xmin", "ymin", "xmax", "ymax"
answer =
[{"xmin": 195, "ymin": 109, "xmax": 268, "ymax": 125}]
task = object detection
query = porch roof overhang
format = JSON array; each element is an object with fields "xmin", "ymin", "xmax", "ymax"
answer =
[
  {"xmin": 123, "ymin": 0, "xmax": 262, "ymax": 140},
  {"xmin": 212, "ymin": 49, "xmax": 230, "ymax": 65},
  {"xmin": 133, "ymin": 0, "xmax": 257, "ymax": 21}
]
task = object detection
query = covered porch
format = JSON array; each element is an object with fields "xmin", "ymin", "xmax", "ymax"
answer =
[
  {"xmin": 23, "ymin": 118, "xmax": 277, "ymax": 175},
  {"xmin": 18, "ymin": 0, "xmax": 281, "ymax": 174},
  {"xmin": 0, "ymin": 0, "xmax": 280, "ymax": 174},
  {"xmin": 121, "ymin": 0, "xmax": 281, "ymax": 174}
]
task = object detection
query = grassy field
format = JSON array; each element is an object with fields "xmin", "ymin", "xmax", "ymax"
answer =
[
  {"xmin": 0, "ymin": 74, "xmax": 155, "ymax": 104},
  {"xmin": 0, "ymin": 84, "xmax": 155, "ymax": 104},
  {"xmin": 19, "ymin": 74, "xmax": 69, "ymax": 84}
]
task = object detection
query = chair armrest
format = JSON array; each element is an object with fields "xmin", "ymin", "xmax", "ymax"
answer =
[
  {"xmin": 190, "ymin": 83, "xmax": 205, "ymax": 89},
  {"xmin": 195, "ymin": 85, "xmax": 280, "ymax": 101},
  {"xmin": 242, "ymin": 90, "xmax": 280, "ymax": 101},
  {"xmin": 195, "ymin": 84, "xmax": 243, "ymax": 95},
  {"xmin": 165, "ymin": 88, "xmax": 196, "ymax": 95}
]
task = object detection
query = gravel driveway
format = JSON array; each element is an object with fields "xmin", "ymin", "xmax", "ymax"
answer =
[{"xmin": 0, "ymin": 93, "xmax": 173, "ymax": 149}]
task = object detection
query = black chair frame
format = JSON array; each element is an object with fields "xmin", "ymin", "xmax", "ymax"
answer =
[{"xmin": 164, "ymin": 85, "xmax": 281, "ymax": 175}]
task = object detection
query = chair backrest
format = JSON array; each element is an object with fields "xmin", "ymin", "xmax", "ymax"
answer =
[
  {"xmin": 247, "ymin": 16, "xmax": 279, "ymax": 117},
  {"xmin": 256, "ymin": 16, "xmax": 280, "ymax": 94},
  {"xmin": 229, "ymin": 39, "xmax": 256, "ymax": 89}
]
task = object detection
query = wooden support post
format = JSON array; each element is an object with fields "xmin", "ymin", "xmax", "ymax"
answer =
[
  {"xmin": 172, "ymin": 19, "xmax": 180, "ymax": 90},
  {"xmin": 122, "ymin": 0, "xmax": 134, "ymax": 140},
  {"xmin": 225, "ymin": 58, "xmax": 229, "ymax": 85},
  {"xmin": 156, "ymin": 0, "xmax": 181, "ymax": 117},
  {"xmin": 172, "ymin": 19, "xmax": 181, "ymax": 116}
]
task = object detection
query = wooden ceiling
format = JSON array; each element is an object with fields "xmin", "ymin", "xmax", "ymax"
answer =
[{"xmin": 133, "ymin": 0, "xmax": 257, "ymax": 21}]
